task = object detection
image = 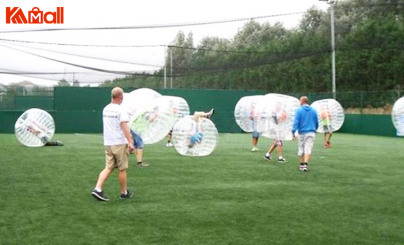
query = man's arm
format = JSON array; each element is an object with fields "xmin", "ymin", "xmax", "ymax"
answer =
[
  {"xmin": 314, "ymin": 111, "xmax": 319, "ymax": 130},
  {"xmin": 292, "ymin": 109, "xmax": 300, "ymax": 136},
  {"xmin": 121, "ymin": 121, "xmax": 134, "ymax": 152}
]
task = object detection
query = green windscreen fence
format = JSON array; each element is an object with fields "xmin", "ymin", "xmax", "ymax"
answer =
[
  {"xmin": 340, "ymin": 114, "xmax": 396, "ymax": 137},
  {"xmin": 0, "ymin": 87, "xmax": 400, "ymax": 137},
  {"xmin": 14, "ymin": 96, "xmax": 54, "ymax": 110},
  {"xmin": 54, "ymin": 87, "xmax": 111, "ymax": 110},
  {"xmin": 52, "ymin": 88, "xmax": 263, "ymax": 133}
]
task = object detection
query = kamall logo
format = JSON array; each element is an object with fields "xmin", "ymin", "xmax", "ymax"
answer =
[{"xmin": 6, "ymin": 7, "xmax": 64, "ymax": 24}]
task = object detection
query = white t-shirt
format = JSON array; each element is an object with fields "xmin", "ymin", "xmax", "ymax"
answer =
[{"xmin": 103, "ymin": 103, "xmax": 129, "ymax": 146}]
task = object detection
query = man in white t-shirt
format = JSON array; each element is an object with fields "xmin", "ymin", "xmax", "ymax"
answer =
[{"xmin": 92, "ymin": 87, "xmax": 135, "ymax": 201}]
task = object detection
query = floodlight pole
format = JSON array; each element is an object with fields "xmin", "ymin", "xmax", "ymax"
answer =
[
  {"xmin": 163, "ymin": 67, "xmax": 167, "ymax": 89},
  {"xmin": 320, "ymin": 0, "xmax": 336, "ymax": 99},
  {"xmin": 170, "ymin": 48, "xmax": 173, "ymax": 89},
  {"xmin": 164, "ymin": 46, "xmax": 167, "ymax": 89}
]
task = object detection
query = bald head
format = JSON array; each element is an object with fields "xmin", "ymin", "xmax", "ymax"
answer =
[
  {"xmin": 111, "ymin": 87, "xmax": 124, "ymax": 104},
  {"xmin": 300, "ymin": 96, "xmax": 309, "ymax": 105}
]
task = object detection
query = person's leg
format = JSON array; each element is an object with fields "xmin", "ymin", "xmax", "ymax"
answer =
[
  {"xmin": 193, "ymin": 109, "xmax": 214, "ymax": 121},
  {"xmin": 115, "ymin": 144, "xmax": 133, "ymax": 197},
  {"xmin": 118, "ymin": 169, "xmax": 127, "ymax": 194},
  {"xmin": 166, "ymin": 130, "xmax": 173, "ymax": 147},
  {"xmin": 304, "ymin": 154, "xmax": 311, "ymax": 164},
  {"xmin": 278, "ymin": 145, "xmax": 284, "ymax": 158},
  {"xmin": 252, "ymin": 137, "xmax": 259, "ymax": 151},
  {"xmin": 132, "ymin": 131, "xmax": 149, "ymax": 167},
  {"xmin": 118, "ymin": 167, "xmax": 134, "ymax": 199},
  {"xmin": 269, "ymin": 144, "xmax": 276, "ymax": 154},
  {"xmin": 95, "ymin": 167, "xmax": 113, "ymax": 191},
  {"xmin": 302, "ymin": 133, "xmax": 315, "ymax": 170},
  {"xmin": 265, "ymin": 142, "xmax": 276, "ymax": 160},
  {"xmin": 92, "ymin": 146, "xmax": 117, "ymax": 201},
  {"xmin": 251, "ymin": 131, "xmax": 260, "ymax": 151},
  {"xmin": 193, "ymin": 111, "xmax": 206, "ymax": 121},
  {"xmin": 92, "ymin": 167, "xmax": 113, "ymax": 201},
  {"xmin": 135, "ymin": 147, "xmax": 149, "ymax": 167},
  {"xmin": 135, "ymin": 149, "xmax": 143, "ymax": 163},
  {"xmin": 327, "ymin": 132, "xmax": 333, "ymax": 147},
  {"xmin": 252, "ymin": 137, "xmax": 258, "ymax": 146},
  {"xmin": 299, "ymin": 155, "xmax": 304, "ymax": 163},
  {"xmin": 297, "ymin": 135, "xmax": 305, "ymax": 170},
  {"xmin": 275, "ymin": 140, "xmax": 285, "ymax": 161},
  {"xmin": 95, "ymin": 146, "xmax": 115, "ymax": 191}
]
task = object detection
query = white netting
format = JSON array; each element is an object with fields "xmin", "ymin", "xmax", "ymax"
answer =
[
  {"xmin": 172, "ymin": 116, "xmax": 218, "ymax": 156},
  {"xmin": 234, "ymin": 95, "xmax": 264, "ymax": 133},
  {"xmin": 311, "ymin": 99, "xmax": 345, "ymax": 133},
  {"xmin": 392, "ymin": 96, "xmax": 404, "ymax": 136},
  {"xmin": 255, "ymin": 93, "xmax": 300, "ymax": 140},
  {"xmin": 14, "ymin": 108, "xmax": 55, "ymax": 147}
]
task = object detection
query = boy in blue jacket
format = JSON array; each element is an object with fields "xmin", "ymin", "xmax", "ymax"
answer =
[{"xmin": 292, "ymin": 96, "xmax": 319, "ymax": 171}]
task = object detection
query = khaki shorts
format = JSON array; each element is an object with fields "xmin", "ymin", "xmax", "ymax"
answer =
[{"xmin": 105, "ymin": 144, "xmax": 129, "ymax": 170}]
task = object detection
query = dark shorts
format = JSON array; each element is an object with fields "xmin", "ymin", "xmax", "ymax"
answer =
[
  {"xmin": 323, "ymin": 125, "xmax": 332, "ymax": 133},
  {"xmin": 252, "ymin": 131, "xmax": 260, "ymax": 138},
  {"xmin": 130, "ymin": 131, "xmax": 144, "ymax": 149}
]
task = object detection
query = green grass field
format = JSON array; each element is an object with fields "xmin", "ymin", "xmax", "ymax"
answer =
[{"xmin": 1, "ymin": 133, "xmax": 403, "ymax": 244}]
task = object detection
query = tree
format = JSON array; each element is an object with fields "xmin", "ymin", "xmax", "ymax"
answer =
[
  {"xmin": 166, "ymin": 31, "xmax": 194, "ymax": 81},
  {"xmin": 58, "ymin": 79, "xmax": 70, "ymax": 87}
]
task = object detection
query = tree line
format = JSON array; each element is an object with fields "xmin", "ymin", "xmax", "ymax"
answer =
[{"xmin": 102, "ymin": 0, "xmax": 403, "ymax": 94}]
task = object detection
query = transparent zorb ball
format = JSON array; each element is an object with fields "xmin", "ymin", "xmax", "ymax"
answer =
[
  {"xmin": 311, "ymin": 99, "xmax": 345, "ymax": 133},
  {"xmin": 234, "ymin": 95, "xmax": 264, "ymax": 132},
  {"xmin": 122, "ymin": 88, "xmax": 162, "ymax": 120},
  {"xmin": 161, "ymin": 95, "xmax": 190, "ymax": 127},
  {"xmin": 129, "ymin": 95, "xmax": 177, "ymax": 144},
  {"xmin": 392, "ymin": 97, "xmax": 404, "ymax": 136},
  {"xmin": 172, "ymin": 116, "xmax": 218, "ymax": 156},
  {"xmin": 14, "ymin": 108, "xmax": 55, "ymax": 147},
  {"xmin": 255, "ymin": 93, "xmax": 300, "ymax": 141}
]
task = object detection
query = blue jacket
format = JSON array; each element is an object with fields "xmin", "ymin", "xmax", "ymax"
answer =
[{"xmin": 292, "ymin": 104, "xmax": 319, "ymax": 135}]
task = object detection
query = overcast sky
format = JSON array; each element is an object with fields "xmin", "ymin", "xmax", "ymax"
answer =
[{"xmin": 0, "ymin": 0, "xmax": 329, "ymax": 86}]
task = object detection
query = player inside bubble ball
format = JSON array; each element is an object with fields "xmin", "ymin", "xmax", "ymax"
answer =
[
  {"xmin": 320, "ymin": 106, "xmax": 333, "ymax": 148},
  {"xmin": 130, "ymin": 130, "xmax": 149, "ymax": 168},
  {"xmin": 26, "ymin": 124, "xmax": 49, "ymax": 144},
  {"xmin": 250, "ymin": 102, "xmax": 260, "ymax": 152},
  {"xmin": 187, "ymin": 108, "xmax": 214, "ymax": 148},
  {"xmin": 131, "ymin": 106, "xmax": 159, "ymax": 134},
  {"xmin": 264, "ymin": 102, "xmax": 287, "ymax": 162}
]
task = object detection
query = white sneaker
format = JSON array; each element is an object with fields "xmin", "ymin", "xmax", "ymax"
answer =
[
  {"xmin": 206, "ymin": 108, "xmax": 215, "ymax": 119},
  {"xmin": 251, "ymin": 147, "xmax": 259, "ymax": 152},
  {"xmin": 166, "ymin": 142, "xmax": 173, "ymax": 147},
  {"xmin": 299, "ymin": 165, "xmax": 308, "ymax": 171},
  {"xmin": 278, "ymin": 157, "xmax": 287, "ymax": 163}
]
